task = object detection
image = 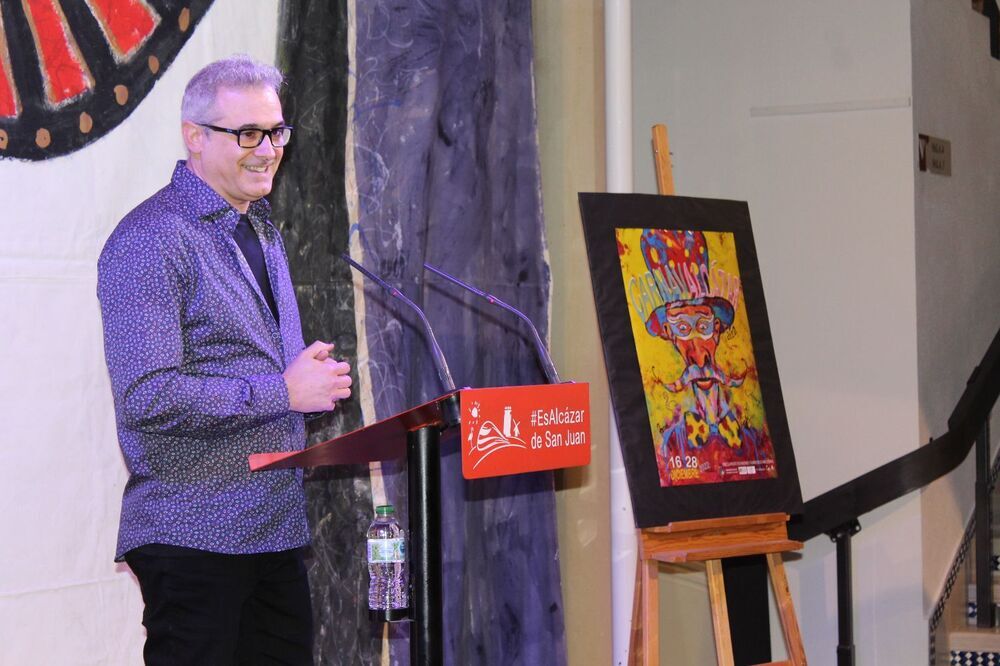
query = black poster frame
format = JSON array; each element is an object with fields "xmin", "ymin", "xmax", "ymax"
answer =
[{"xmin": 579, "ymin": 192, "xmax": 802, "ymax": 528}]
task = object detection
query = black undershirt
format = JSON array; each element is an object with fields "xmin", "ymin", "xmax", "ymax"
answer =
[{"xmin": 234, "ymin": 213, "xmax": 279, "ymax": 322}]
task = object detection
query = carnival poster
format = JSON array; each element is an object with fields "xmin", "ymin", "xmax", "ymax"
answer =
[{"xmin": 615, "ymin": 228, "xmax": 778, "ymax": 487}]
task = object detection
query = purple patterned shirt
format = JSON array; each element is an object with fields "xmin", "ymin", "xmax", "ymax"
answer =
[{"xmin": 98, "ymin": 161, "xmax": 310, "ymax": 560}]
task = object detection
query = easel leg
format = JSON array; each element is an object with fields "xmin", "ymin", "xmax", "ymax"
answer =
[
  {"xmin": 628, "ymin": 555, "xmax": 660, "ymax": 666},
  {"xmin": 706, "ymin": 559, "xmax": 735, "ymax": 666},
  {"xmin": 652, "ymin": 123, "xmax": 675, "ymax": 195},
  {"xmin": 641, "ymin": 558, "xmax": 659, "ymax": 666},
  {"xmin": 765, "ymin": 553, "xmax": 807, "ymax": 666},
  {"xmin": 629, "ymin": 557, "xmax": 643, "ymax": 666}
]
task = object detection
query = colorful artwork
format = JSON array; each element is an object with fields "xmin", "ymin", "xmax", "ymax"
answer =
[
  {"xmin": 0, "ymin": 0, "xmax": 213, "ymax": 160},
  {"xmin": 615, "ymin": 228, "xmax": 777, "ymax": 487},
  {"xmin": 580, "ymin": 193, "xmax": 801, "ymax": 528}
]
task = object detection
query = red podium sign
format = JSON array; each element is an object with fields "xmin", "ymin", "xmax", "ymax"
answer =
[
  {"xmin": 460, "ymin": 383, "xmax": 591, "ymax": 479},
  {"xmin": 249, "ymin": 383, "xmax": 591, "ymax": 479}
]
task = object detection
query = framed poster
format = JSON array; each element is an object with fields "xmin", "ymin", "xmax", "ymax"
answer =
[{"xmin": 579, "ymin": 193, "xmax": 801, "ymax": 528}]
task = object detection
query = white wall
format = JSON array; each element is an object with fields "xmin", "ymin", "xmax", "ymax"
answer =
[
  {"xmin": 631, "ymin": 2, "xmax": 922, "ymax": 663},
  {"xmin": 913, "ymin": 0, "xmax": 1000, "ymax": 608},
  {"xmin": 0, "ymin": 3, "xmax": 279, "ymax": 662}
]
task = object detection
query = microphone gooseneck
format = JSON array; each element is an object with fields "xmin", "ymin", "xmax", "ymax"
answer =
[
  {"xmin": 423, "ymin": 263, "xmax": 560, "ymax": 384},
  {"xmin": 341, "ymin": 254, "xmax": 457, "ymax": 393}
]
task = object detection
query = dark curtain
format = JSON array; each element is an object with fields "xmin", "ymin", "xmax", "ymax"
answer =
[{"xmin": 273, "ymin": 1, "xmax": 565, "ymax": 663}]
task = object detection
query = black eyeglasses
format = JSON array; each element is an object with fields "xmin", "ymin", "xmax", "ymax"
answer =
[{"xmin": 199, "ymin": 123, "xmax": 293, "ymax": 148}]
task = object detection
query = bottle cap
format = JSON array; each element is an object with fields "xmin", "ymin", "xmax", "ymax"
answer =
[{"xmin": 375, "ymin": 505, "xmax": 395, "ymax": 516}]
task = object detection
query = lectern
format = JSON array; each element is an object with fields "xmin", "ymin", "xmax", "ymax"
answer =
[{"xmin": 250, "ymin": 382, "xmax": 590, "ymax": 665}]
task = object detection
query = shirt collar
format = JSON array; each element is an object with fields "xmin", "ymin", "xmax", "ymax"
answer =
[{"xmin": 170, "ymin": 160, "xmax": 273, "ymax": 232}]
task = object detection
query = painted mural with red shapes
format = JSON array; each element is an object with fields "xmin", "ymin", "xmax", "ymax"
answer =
[{"xmin": 0, "ymin": 0, "xmax": 212, "ymax": 159}]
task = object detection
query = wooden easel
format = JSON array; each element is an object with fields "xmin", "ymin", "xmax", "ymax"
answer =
[
  {"xmin": 627, "ymin": 126, "xmax": 807, "ymax": 666},
  {"xmin": 628, "ymin": 513, "xmax": 806, "ymax": 665}
]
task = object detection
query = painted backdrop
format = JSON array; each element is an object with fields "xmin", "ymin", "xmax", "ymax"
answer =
[
  {"xmin": 0, "ymin": 3, "xmax": 283, "ymax": 662},
  {"xmin": 0, "ymin": 0, "xmax": 215, "ymax": 159},
  {"xmin": 0, "ymin": 0, "xmax": 561, "ymax": 662},
  {"xmin": 271, "ymin": 0, "xmax": 565, "ymax": 663}
]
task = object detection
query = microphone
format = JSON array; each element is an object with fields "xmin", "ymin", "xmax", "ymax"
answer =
[
  {"xmin": 341, "ymin": 254, "xmax": 457, "ymax": 394},
  {"xmin": 423, "ymin": 263, "xmax": 561, "ymax": 384}
]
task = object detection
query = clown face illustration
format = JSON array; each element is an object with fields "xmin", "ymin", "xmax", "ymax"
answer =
[
  {"xmin": 647, "ymin": 298, "xmax": 748, "ymax": 420},
  {"xmin": 641, "ymin": 230, "xmax": 744, "ymax": 424}
]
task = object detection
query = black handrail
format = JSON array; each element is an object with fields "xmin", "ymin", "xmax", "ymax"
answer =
[
  {"xmin": 986, "ymin": 0, "xmax": 1000, "ymax": 60},
  {"xmin": 787, "ymin": 428, "xmax": 964, "ymax": 542},
  {"xmin": 785, "ymin": 325, "xmax": 1000, "ymax": 665},
  {"xmin": 789, "ymin": 324, "xmax": 1000, "ymax": 542}
]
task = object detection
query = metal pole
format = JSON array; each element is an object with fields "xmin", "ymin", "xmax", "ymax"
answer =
[
  {"xmin": 829, "ymin": 520, "xmax": 860, "ymax": 666},
  {"xmin": 975, "ymin": 419, "xmax": 994, "ymax": 628},
  {"xmin": 407, "ymin": 425, "xmax": 442, "ymax": 665},
  {"xmin": 604, "ymin": 2, "xmax": 635, "ymax": 662}
]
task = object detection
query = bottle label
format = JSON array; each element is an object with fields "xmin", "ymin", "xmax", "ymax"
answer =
[{"xmin": 367, "ymin": 538, "xmax": 406, "ymax": 563}]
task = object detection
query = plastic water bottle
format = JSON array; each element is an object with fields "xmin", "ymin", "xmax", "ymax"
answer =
[{"xmin": 367, "ymin": 504, "xmax": 408, "ymax": 618}]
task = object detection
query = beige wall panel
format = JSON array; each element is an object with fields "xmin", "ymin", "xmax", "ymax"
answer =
[{"xmin": 532, "ymin": 2, "xmax": 612, "ymax": 664}]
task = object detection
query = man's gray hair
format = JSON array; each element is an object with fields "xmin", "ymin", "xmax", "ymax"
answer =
[{"xmin": 181, "ymin": 55, "xmax": 284, "ymax": 123}]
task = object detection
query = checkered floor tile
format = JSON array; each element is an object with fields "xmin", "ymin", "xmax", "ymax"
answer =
[{"xmin": 952, "ymin": 651, "xmax": 1000, "ymax": 665}]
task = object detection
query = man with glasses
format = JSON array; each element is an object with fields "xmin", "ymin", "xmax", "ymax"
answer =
[{"xmin": 97, "ymin": 55, "xmax": 348, "ymax": 665}]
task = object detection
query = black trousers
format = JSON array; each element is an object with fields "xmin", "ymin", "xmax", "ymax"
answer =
[{"xmin": 125, "ymin": 546, "xmax": 313, "ymax": 666}]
